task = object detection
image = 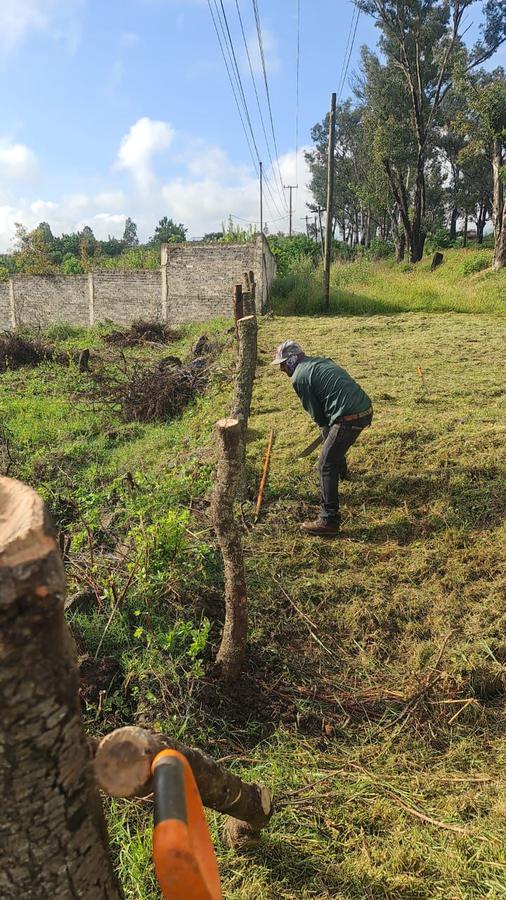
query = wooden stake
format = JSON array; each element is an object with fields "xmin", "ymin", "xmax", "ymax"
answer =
[
  {"xmin": 211, "ymin": 419, "xmax": 248, "ymax": 682},
  {"xmin": 233, "ymin": 284, "xmax": 244, "ymax": 333},
  {"xmin": 255, "ymin": 431, "xmax": 274, "ymax": 521}
]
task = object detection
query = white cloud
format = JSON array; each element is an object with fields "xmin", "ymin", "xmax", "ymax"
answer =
[
  {"xmin": 0, "ymin": 0, "xmax": 83, "ymax": 55},
  {"xmin": 159, "ymin": 145, "xmax": 312, "ymax": 237},
  {"xmin": 245, "ymin": 27, "xmax": 280, "ymax": 76},
  {"xmin": 0, "ymin": 125, "xmax": 313, "ymax": 250},
  {"xmin": 0, "ymin": 137, "xmax": 38, "ymax": 181},
  {"xmin": 115, "ymin": 117, "xmax": 175, "ymax": 189}
]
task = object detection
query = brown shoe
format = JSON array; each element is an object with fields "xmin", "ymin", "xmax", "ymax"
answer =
[{"xmin": 301, "ymin": 518, "xmax": 341, "ymax": 537}]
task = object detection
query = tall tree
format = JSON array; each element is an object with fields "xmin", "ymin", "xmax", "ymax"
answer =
[
  {"xmin": 357, "ymin": 0, "xmax": 506, "ymax": 262},
  {"xmin": 149, "ymin": 217, "xmax": 187, "ymax": 248},
  {"xmin": 123, "ymin": 216, "xmax": 139, "ymax": 247},
  {"xmin": 13, "ymin": 223, "xmax": 56, "ymax": 275}
]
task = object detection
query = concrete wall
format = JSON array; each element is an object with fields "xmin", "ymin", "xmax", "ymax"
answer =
[
  {"xmin": 93, "ymin": 271, "xmax": 161, "ymax": 325},
  {"xmin": 0, "ymin": 282, "xmax": 11, "ymax": 330},
  {"xmin": 162, "ymin": 234, "xmax": 276, "ymax": 323},
  {"xmin": 0, "ymin": 235, "xmax": 277, "ymax": 331},
  {"xmin": 12, "ymin": 275, "xmax": 90, "ymax": 329}
]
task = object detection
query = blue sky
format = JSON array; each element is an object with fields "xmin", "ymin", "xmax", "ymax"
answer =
[{"xmin": 0, "ymin": 0, "xmax": 499, "ymax": 249}]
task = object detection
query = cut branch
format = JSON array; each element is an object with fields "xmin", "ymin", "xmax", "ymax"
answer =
[
  {"xmin": 0, "ymin": 476, "xmax": 120, "ymax": 899},
  {"xmin": 94, "ymin": 726, "xmax": 272, "ymax": 847}
]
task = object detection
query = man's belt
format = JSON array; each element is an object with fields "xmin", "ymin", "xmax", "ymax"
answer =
[{"xmin": 339, "ymin": 406, "xmax": 373, "ymax": 422}]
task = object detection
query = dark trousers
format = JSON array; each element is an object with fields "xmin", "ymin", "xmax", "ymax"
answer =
[{"xmin": 318, "ymin": 414, "xmax": 372, "ymax": 522}]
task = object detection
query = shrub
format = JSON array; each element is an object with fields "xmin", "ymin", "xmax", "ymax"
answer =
[
  {"xmin": 366, "ymin": 238, "xmax": 394, "ymax": 260},
  {"xmin": 268, "ymin": 234, "xmax": 320, "ymax": 276},
  {"xmin": 426, "ymin": 228, "xmax": 452, "ymax": 252},
  {"xmin": 461, "ymin": 252, "xmax": 492, "ymax": 276},
  {"xmin": 62, "ymin": 255, "xmax": 84, "ymax": 275}
]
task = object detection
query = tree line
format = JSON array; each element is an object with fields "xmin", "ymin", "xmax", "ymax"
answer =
[
  {"xmin": 306, "ymin": 0, "xmax": 506, "ymax": 269},
  {"xmin": 0, "ymin": 217, "xmax": 187, "ymax": 279}
]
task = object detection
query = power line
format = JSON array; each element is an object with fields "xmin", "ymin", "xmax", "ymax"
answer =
[
  {"xmin": 206, "ymin": 0, "xmax": 283, "ymax": 220},
  {"xmin": 295, "ymin": 0, "xmax": 301, "ymax": 186},
  {"xmin": 206, "ymin": 0, "xmax": 258, "ymax": 176},
  {"xmin": 337, "ymin": 3, "xmax": 360, "ymax": 102},
  {"xmin": 233, "ymin": 0, "xmax": 286, "ymax": 213},
  {"xmin": 212, "ymin": 0, "xmax": 285, "ymax": 219},
  {"xmin": 251, "ymin": 0, "xmax": 288, "ymax": 208}
]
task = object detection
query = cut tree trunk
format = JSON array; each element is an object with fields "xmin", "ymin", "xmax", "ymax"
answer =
[
  {"xmin": 0, "ymin": 477, "xmax": 120, "ymax": 899},
  {"xmin": 231, "ymin": 315, "xmax": 258, "ymax": 499},
  {"xmin": 211, "ymin": 418, "xmax": 248, "ymax": 683},
  {"xmin": 94, "ymin": 726, "xmax": 272, "ymax": 848}
]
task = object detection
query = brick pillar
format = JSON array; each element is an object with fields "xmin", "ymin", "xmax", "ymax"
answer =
[
  {"xmin": 160, "ymin": 244, "xmax": 168, "ymax": 322},
  {"xmin": 8, "ymin": 279, "xmax": 16, "ymax": 329},
  {"xmin": 88, "ymin": 273, "xmax": 94, "ymax": 326}
]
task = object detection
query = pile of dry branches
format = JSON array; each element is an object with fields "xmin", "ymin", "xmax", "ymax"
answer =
[
  {"xmin": 103, "ymin": 320, "xmax": 178, "ymax": 348},
  {"xmin": 0, "ymin": 332, "xmax": 68, "ymax": 371}
]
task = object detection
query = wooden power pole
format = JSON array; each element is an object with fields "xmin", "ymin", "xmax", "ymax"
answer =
[
  {"xmin": 259, "ymin": 161, "xmax": 263, "ymax": 235},
  {"xmin": 323, "ymin": 92, "xmax": 336, "ymax": 313},
  {"xmin": 283, "ymin": 184, "xmax": 298, "ymax": 236}
]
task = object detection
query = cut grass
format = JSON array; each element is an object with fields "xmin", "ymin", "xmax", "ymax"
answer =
[
  {"xmin": 1, "ymin": 308, "xmax": 505, "ymax": 897},
  {"xmin": 271, "ymin": 248, "xmax": 506, "ymax": 316}
]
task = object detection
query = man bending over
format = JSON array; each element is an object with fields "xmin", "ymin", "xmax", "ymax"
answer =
[{"xmin": 271, "ymin": 340, "xmax": 372, "ymax": 537}]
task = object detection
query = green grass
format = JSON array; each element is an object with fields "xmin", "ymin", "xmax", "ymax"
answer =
[
  {"xmin": 271, "ymin": 248, "xmax": 506, "ymax": 316},
  {"xmin": 2, "ymin": 303, "xmax": 506, "ymax": 898}
]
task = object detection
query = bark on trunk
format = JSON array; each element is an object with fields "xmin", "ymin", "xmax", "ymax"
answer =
[
  {"xmin": 210, "ymin": 419, "xmax": 248, "ymax": 682},
  {"xmin": 0, "ymin": 477, "xmax": 120, "ymax": 899},
  {"xmin": 493, "ymin": 136, "xmax": 505, "ymax": 270},
  {"xmin": 94, "ymin": 726, "xmax": 272, "ymax": 847},
  {"xmin": 449, "ymin": 207, "xmax": 459, "ymax": 242},
  {"xmin": 493, "ymin": 199, "xmax": 506, "ymax": 271},
  {"xmin": 231, "ymin": 316, "xmax": 258, "ymax": 500},
  {"xmin": 463, "ymin": 214, "xmax": 468, "ymax": 248},
  {"xmin": 476, "ymin": 204, "xmax": 486, "ymax": 245}
]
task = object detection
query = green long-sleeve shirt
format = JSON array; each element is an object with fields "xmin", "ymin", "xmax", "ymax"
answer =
[{"xmin": 291, "ymin": 356, "xmax": 371, "ymax": 427}]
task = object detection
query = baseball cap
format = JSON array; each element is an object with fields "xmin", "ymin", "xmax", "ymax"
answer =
[{"xmin": 270, "ymin": 340, "xmax": 304, "ymax": 365}]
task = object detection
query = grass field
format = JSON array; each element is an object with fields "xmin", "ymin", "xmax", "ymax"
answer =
[
  {"xmin": 272, "ymin": 247, "xmax": 506, "ymax": 316},
  {"xmin": 1, "ymin": 284, "xmax": 506, "ymax": 896}
]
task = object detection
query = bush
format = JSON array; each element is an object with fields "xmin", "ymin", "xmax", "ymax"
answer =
[
  {"xmin": 426, "ymin": 228, "xmax": 452, "ymax": 252},
  {"xmin": 461, "ymin": 252, "xmax": 492, "ymax": 276},
  {"xmin": 268, "ymin": 234, "xmax": 320, "ymax": 277},
  {"xmin": 366, "ymin": 238, "xmax": 394, "ymax": 260},
  {"xmin": 62, "ymin": 255, "xmax": 84, "ymax": 275},
  {"xmin": 333, "ymin": 242, "xmax": 357, "ymax": 262}
]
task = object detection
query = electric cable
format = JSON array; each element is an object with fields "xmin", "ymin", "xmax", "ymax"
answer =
[{"xmin": 251, "ymin": 0, "xmax": 288, "ymax": 207}]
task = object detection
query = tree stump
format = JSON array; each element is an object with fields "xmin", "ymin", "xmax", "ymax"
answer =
[
  {"xmin": 210, "ymin": 419, "xmax": 248, "ymax": 683},
  {"xmin": 0, "ymin": 477, "xmax": 120, "ymax": 899},
  {"xmin": 431, "ymin": 251, "xmax": 444, "ymax": 271},
  {"xmin": 78, "ymin": 348, "xmax": 90, "ymax": 372}
]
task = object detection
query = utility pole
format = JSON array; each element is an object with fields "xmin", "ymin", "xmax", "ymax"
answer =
[
  {"xmin": 259, "ymin": 161, "xmax": 263, "ymax": 235},
  {"xmin": 323, "ymin": 92, "xmax": 336, "ymax": 313},
  {"xmin": 283, "ymin": 184, "xmax": 298, "ymax": 236}
]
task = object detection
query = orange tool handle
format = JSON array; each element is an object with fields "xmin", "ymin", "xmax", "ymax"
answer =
[{"xmin": 152, "ymin": 750, "xmax": 222, "ymax": 900}]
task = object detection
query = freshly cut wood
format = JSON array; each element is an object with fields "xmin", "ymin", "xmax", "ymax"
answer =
[
  {"xmin": 94, "ymin": 726, "xmax": 272, "ymax": 846},
  {"xmin": 0, "ymin": 477, "xmax": 120, "ymax": 899},
  {"xmin": 231, "ymin": 315, "xmax": 257, "ymax": 430},
  {"xmin": 233, "ymin": 284, "xmax": 244, "ymax": 330},
  {"xmin": 211, "ymin": 418, "xmax": 248, "ymax": 682}
]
